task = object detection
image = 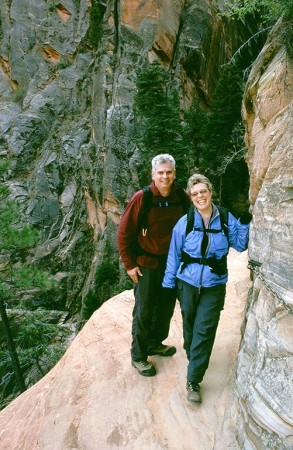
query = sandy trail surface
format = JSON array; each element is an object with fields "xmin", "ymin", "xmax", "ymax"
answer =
[{"xmin": 0, "ymin": 250, "xmax": 250, "ymax": 450}]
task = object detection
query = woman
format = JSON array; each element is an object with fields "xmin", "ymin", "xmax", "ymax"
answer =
[{"xmin": 163, "ymin": 174, "xmax": 251, "ymax": 403}]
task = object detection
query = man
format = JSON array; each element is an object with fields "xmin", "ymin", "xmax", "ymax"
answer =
[{"xmin": 117, "ymin": 154, "xmax": 189, "ymax": 376}]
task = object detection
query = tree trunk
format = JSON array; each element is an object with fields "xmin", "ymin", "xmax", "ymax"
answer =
[{"xmin": 0, "ymin": 296, "xmax": 26, "ymax": 393}]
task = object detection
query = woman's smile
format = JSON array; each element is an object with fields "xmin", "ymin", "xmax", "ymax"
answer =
[{"xmin": 190, "ymin": 184, "xmax": 212, "ymax": 215}]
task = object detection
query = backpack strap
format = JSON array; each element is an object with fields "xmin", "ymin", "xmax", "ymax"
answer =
[
  {"xmin": 186, "ymin": 205, "xmax": 195, "ymax": 236},
  {"xmin": 185, "ymin": 205, "xmax": 229, "ymax": 240},
  {"xmin": 180, "ymin": 250, "xmax": 228, "ymax": 276},
  {"xmin": 140, "ymin": 186, "xmax": 152, "ymax": 237},
  {"xmin": 217, "ymin": 205, "xmax": 229, "ymax": 240}
]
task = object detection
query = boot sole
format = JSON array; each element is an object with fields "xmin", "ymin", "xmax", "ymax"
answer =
[
  {"xmin": 131, "ymin": 361, "xmax": 156, "ymax": 377},
  {"xmin": 187, "ymin": 396, "xmax": 202, "ymax": 404}
]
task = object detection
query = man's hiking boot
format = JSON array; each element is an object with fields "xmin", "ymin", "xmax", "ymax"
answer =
[
  {"xmin": 131, "ymin": 359, "xmax": 156, "ymax": 377},
  {"xmin": 147, "ymin": 344, "xmax": 176, "ymax": 357},
  {"xmin": 186, "ymin": 381, "xmax": 202, "ymax": 403}
]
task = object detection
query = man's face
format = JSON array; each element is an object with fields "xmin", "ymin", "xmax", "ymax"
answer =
[{"xmin": 152, "ymin": 162, "xmax": 176, "ymax": 196}]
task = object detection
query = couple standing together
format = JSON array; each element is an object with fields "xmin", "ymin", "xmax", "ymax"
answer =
[{"xmin": 117, "ymin": 154, "xmax": 250, "ymax": 403}]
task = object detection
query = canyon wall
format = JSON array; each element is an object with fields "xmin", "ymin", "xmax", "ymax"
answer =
[{"xmin": 237, "ymin": 20, "xmax": 293, "ymax": 449}]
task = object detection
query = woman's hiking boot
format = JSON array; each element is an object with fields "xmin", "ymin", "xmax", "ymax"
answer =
[{"xmin": 186, "ymin": 381, "xmax": 202, "ymax": 403}]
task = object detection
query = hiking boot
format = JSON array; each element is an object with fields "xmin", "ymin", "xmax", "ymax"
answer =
[
  {"xmin": 186, "ymin": 381, "xmax": 202, "ymax": 403},
  {"xmin": 147, "ymin": 344, "xmax": 176, "ymax": 357},
  {"xmin": 131, "ymin": 359, "xmax": 156, "ymax": 377}
]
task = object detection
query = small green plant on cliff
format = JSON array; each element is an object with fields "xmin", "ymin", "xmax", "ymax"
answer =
[
  {"xmin": 87, "ymin": 0, "xmax": 107, "ymax": 49},
  {"xmin": 223, "ymin": 0, "xmax": 293, "ymax": 22},
  {"xmin": 48, "ymin": 4, "xmax": 56, "ymax": 12},
  {"xmin": 11, "ymin": 86, "xmax": 26, "ymax": 104}
]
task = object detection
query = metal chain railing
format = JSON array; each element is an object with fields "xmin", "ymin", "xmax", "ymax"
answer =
[{"xmin": 248, "ymin": 260, "xmax": 293, "ymax": 312}]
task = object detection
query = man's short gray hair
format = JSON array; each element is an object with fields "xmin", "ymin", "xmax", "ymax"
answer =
[
  {"xmin": 151, "ymin": 154, "xmax": 176, "ymax": 170},
  {"xmin": 187, "ymin": 173, "xmax": 213, "ymax": 194}
]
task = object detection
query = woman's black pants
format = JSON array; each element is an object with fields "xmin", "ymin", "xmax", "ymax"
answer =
[{"xmin": 177, "ymin": 279, "xmax": 226, "ymax": 384}]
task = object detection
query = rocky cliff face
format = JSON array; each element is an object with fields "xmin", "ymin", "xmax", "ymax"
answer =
[{"xmin": 238, "ymin": 20, "xmax": 293, "ymax": 449}]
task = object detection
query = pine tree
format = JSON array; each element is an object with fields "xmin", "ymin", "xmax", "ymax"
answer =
[
  {"xmin": 201, "ymin": 65, "xmax": 244, "ymax": 203},
  {"xmin": 182, "ymin": 99, "xmax": 208, "ymax": 172},
  {"xmin": 206, "ymin": 65, "xmax": 243, "ymax": 163},
  {"xmin": 0, "ymin": 159, "xmax": 69, "ymax": 409},
  {"xmin": 134, "ymin": 62, "xmax": 188, "ymax": 186}
]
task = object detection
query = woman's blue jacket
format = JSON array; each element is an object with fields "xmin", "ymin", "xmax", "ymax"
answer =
[{"xmin": 162, "ymin": 204, "xmax": 250, "ymax": 289}]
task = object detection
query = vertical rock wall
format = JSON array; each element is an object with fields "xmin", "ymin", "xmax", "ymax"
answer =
[{"xmin": 238, "ymin": 21, "xmax": 293, "ymax": 449}]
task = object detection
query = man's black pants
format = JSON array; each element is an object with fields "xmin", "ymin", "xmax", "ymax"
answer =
[{"xmin": 131, "ymin": 263, "xmax": 176, "ymax": 361}]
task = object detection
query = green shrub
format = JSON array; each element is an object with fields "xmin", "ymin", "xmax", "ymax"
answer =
[
  {"xmin": 0, "ymin": 159, "xmax": 67, "ymax": 409},
  {"xmin": 223, "ymin": 0, "xmax": 293, "ymax": 23},
  {"xmin": 87, "ymin": 0, "xmax": 106, "ymax": 49},
  {"xmin": 11, "ymin": 86, "xmax": 26, "ymax": 104}
]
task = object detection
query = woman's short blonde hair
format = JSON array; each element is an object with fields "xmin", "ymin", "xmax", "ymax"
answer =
[{"xmin": 187, "ymin": 174, "xmax": 213, "ymax": 195}]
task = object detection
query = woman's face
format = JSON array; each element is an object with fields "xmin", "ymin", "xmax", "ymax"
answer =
[{"xmin": 190, "ymin": 182, "xmax": 212, "ymax": 214}]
